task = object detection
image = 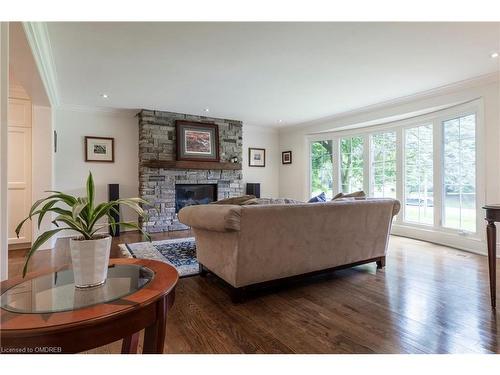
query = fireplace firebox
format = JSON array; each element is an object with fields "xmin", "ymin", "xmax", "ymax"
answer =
[{"xmin": 175, "ymin": 184, "xmax": 218, "ymax": 213}]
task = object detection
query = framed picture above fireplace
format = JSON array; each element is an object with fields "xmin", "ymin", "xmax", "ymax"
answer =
[{"xmin": 176, "ymin": 120, "xmax": 219, "ymax": 162}]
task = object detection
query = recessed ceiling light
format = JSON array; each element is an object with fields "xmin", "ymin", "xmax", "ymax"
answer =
[
  {"xmin": 490, "ymin": 52, "xmax": 499, "ymax": 58},
  {"xmin": 204, "ymin": 108, "xmax": 210, "ymax": 112},
  {"xmin": 278, "ymin": 120, "xmax": 283, "ymax": 123},
  {"xmin": 101, "ymin": 93, "xmax": 109, "ymax": 99}
]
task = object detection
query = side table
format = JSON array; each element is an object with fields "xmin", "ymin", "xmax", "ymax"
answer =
[
  {"xmin": 0, "ymin": 258, "xmax": 178, "ymax": 353},
  {"xmin": 484, "ymin": 205, "xmax": 499, "ymax": 309}
]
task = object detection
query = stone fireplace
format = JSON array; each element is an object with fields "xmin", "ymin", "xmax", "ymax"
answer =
[{"xmin": 138, "ymin": 109, "xmax": 243, "ymax": 232}]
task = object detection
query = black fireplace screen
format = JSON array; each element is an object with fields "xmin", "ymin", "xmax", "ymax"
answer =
[{"xmin": 175, "ymin": 184, "xmax": 218, "ymax": 212}]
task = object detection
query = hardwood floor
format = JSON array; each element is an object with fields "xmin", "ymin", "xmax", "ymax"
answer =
[{"xmin": 7, "ymin": 231, "xmax": 500, "ymax": 354}]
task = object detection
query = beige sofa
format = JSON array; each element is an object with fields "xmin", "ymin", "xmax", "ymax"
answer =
[{"xmin": 178, "ymin": 198, "xmax": 400, "ymax": 298}]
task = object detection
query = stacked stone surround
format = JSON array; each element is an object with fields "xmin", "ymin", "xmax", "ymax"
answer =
[{"xmin": 138, "ymin": 109, "xmax": 243, "ymax": 232}]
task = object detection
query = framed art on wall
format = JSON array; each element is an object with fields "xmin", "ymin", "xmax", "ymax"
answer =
[
  {"xmin": 176, "ymin": 120, "xmax": 220, "ymax": 162},
  {"xmin": 248, "ymin": 148, "xmax": 266, "ymax": 167},
  {"xmin": 85, "ymin": 136, "xmax": 114, "ymax": 162},
  {"xmin": 282, "ymin": 150, "xmax": 292, "ymax": 164}
]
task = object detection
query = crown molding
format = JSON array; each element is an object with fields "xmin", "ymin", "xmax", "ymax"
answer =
[
  {"xmin": 22, "ymin": 22, "xmax": 59, "ymax": 107},
  {"xmin": 281, "ymin": 71, "xmax": 500, "ymax": 131},
  {"xmin": 57, "ymin": 104, "xmax": 138, "ymax": 117}
]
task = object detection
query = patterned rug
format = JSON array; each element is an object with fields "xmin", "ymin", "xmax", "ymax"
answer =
[{"xmin": 119, "ymin": 237, "xmax": 199, "ymax": 277}]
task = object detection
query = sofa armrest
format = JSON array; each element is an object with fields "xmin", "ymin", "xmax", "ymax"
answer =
[
  {"xmin": 178, "ymin": 204, "xmax": 242, "ymax": 232},
  {"xmin": 392, "ymin": 200, "xmax": 401, "ymax": 216}
]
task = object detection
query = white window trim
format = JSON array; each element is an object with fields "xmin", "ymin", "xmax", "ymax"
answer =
[{"xmin": 307, "ymin": 99, "xmax": 485, "ymax": 252}]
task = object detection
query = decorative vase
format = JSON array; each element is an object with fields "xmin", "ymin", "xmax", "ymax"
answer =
[{"xmin": 69, "ymin": 235, "xmax": 112, "ymax": 288}]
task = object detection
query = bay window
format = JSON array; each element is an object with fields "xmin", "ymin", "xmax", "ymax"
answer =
[{"xmin": 309, "ymin": 101, "xmax": 480, "ymax": 244}]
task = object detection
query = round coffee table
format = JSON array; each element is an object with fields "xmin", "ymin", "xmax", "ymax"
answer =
[{"xmin": 0, "ymin": 258, "xmax": 178, "ymax": 354}]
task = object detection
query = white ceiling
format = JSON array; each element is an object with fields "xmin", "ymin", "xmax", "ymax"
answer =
[{"xmin": 45, "ymin": 22, "xmax": 500, "ymax": 127}]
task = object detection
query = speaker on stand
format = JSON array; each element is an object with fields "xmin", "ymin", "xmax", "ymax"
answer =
[
  {"xmin": 108, "ymin": 184, "xmax": 120, "ymax": 236},
  {"xmin": 246, "ymin": 183, "xmax": 261, "ymax": 198}
]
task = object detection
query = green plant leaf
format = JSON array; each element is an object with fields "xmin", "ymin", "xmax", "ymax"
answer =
[
  {"xmin": 72, "ymin": 197, "xmax": 88, "ymax": 221},
  {"xmin": 15, "ymin": 216, "xmax": 32, "ymax": 238},
  {"xmin": 23, "ymin": 228, "xmax": 66, "ymax": 277},
  {"xmin": 114, "ymin": 199, "xmax": 145, "ymax": 216},
  {"xmin": 30, "ymin": 194, "xmax": 77, "ymax": 217},
  {"xmin": 16, "ymin": 205, "xmax": 70, "ymax": 237},
  {"xmin": 37, "ymin": 200, "xmax": 57, "ymax": 229},
  {"xmin": 108, "ymin": 214, "xmax": 116, "ymax": 236},
  {"xmin": 86, "ymin": 172, "xmax": 95, "ymax": 212},
  {"xmin": 90, "ymin": 221, "xmax": 151, "ymax": 241},
  {"xmin": 86, "ymin": 201, "xmax": 114, "ymax": 230},
  {"xmin": 52, "ymin": 214, "xmax": 89, "ymax": 238},
  {"xmin": 29, "ymin": 195, "xmax": 59, "ymax": 218}
]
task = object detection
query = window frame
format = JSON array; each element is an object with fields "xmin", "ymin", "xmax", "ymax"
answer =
[
  {"xmin": 340, "ymin": 135, "xmax": 365, "ymax": 194},
  {"xmin": 370, "ymin": 130, "xmax": 398, "ymax": 199},
  {"xmin": 309, "ymin": 136, "xmax": 336, "ymax": 200},
  {"xmin": 402, "ymin": 122, "xmax": 434, "ymax": 226},
  {"xmin": 438, "ymin": 110, "xmax": 480, "ymax": 235}
]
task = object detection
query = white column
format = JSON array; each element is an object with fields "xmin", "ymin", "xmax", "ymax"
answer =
[{"xmin": 0, "ymin": 22, "xmax": 9, "ymax": 281}]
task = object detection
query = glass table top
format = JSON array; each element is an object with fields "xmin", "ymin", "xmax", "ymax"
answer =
[{"xmin": 1, "ymin": 264, "xmax": 154, "ymax": 314}]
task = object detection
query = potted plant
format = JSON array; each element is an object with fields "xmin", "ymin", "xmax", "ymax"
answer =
[{"xmin": 16, "ymin": 172, "xmax": 151, "ymax": 288}]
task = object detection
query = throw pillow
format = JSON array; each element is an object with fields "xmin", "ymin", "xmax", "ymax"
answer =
[
  {"xmin": 210, "ymin": 195, "xmax": 256, "ymax": 205},
  {"xmin": 308, "ymin": 192, "xmax": 327, "ymax": 203},
  {"xmin": 332, "ymin": 190, "xmax": 366, "ymax": 200},
  {"xmin": 242, "ymin": 197, "xmax": 304, "ymax": 205}
]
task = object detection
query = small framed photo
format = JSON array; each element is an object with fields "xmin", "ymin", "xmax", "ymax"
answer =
[
  {"xmin": 85, "ymin": 136, "xmax": 114, "ymax": 162},
  {"xmin": 282, "ymin": 151, "xmax": 292, "ymax": 164},
  {"xmin": 176, "ymin": 120, "xmax": 220, "ymax": 162},
  {"xmin": 248, "ymin": 148, "xmax": 266, "ymax": 167}
]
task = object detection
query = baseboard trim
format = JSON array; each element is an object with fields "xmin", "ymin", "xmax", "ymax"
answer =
[{"xmin": 391, "ymin": 224, "xmax": 498, "ymax": 258}]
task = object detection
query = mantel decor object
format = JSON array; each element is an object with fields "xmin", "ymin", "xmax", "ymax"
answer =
[
  {"xmin": 15, "ymin": 172, "xmax": 151, "ymax": 288},
  {"xmin": 176, "ymin": 120, "xmax": 220, "ymax": 162}
]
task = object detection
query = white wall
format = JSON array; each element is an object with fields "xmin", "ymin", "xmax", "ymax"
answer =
[
  {"xmin": 242, "ymin": 125, "xmax": 280, "ymax": 198},
  {"xmin": 0, "ymin": 22, "xmax": 9, "ymax": 280},
  {"xmin": 54, "ymin": 108, "xmax": 139, "ymax": 232}
]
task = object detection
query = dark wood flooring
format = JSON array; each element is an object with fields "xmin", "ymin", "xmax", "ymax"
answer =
[{"xmin": 7, "ymin": 231, "xmax": 500, "ymax": 354}]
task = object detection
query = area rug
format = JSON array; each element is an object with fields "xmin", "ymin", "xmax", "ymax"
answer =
[{"xmin": 119, "ymin": 237, "xmax": 199, "ymax": 277}]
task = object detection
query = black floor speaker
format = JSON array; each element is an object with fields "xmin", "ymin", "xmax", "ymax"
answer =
[
  {"xmin": 246, "ymin": 183, "xmax": 261, "ymax": 198},
  {"xmin": 108, "ymin": 183, "xmax": 120, "ymax": 236}
]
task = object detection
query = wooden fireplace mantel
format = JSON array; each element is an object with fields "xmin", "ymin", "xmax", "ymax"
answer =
[{"xmin": 141, "ymin": 160, "xmax": 242, "ymax": 171}]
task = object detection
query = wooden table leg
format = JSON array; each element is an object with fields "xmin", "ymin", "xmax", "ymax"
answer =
[
  {"xmin": 143, "ymin": 295, "xmax": 169, "ymax": 354},
  {"xmin": 486, "ymin": 220, "xmax": 497, "ymax": 309},
  {"xmin": 121, "ymin": 332, "xmax": 139, "ymax": 354}
]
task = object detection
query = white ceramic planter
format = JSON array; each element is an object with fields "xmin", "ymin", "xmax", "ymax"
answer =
[{"xmin": 69, "ymin": 235, "xmax": 112, "ymax": 288}]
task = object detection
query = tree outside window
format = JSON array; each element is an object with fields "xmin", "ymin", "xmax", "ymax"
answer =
[
  {"xmin": 341, "ymin": 136, "xmax": 364, "ymax": 193},
  {"xmin": 311, "ymin": 140, "xmax": 333, "ymax": 199}
]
